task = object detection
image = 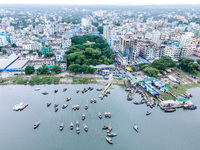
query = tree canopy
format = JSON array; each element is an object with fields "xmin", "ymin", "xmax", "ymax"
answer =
[
  {"xmin": 178, "ymin": 57, "xmax": 199, "ymax": 74},
  {"xmin": 52, "ymin": 66, "xmax": 62, "ymax": 74},
  {"xmin": 151, "ymin": 56, "xmax": 176, "ymax": 70},
  {"xmin": 67, "ymin": 35, "xmax": 114, "ymax": 73},
  {"xmin": 197, "ymin": 59, "xmax": 200, "ymax": 65},
  {"xmin": 37, "ymin": 65, "xmax": 50, "ymax": 75},
  {"xmin": 25, "ymin": 66, "xmax": 35, "ymax": 75}
]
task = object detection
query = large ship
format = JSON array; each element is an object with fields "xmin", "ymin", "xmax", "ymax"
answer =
[{"xmin": 13, "ymin": 102, "xmax": 28, "ymax": 111}]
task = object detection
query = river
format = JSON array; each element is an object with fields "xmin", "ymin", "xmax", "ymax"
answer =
[{"xmin": 0, "ymin": 84, "xmax": 200, "ymax": 150}]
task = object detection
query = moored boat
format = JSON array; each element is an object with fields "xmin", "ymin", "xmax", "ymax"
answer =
[
  {"xmin": 33, "ymin": 122, "xmax": 40, "ymax": 129},
  {"xmin": 76, "ymin": 127, "xmax": 80, "ymax": 134},
  {"xmin": 97, "ymin": 88, "xmax": 102, "ymax": 91},
  {"xmin": 55, "ymin": 107, "xmax": 58, "ymax": 112},
  {"xmin": 76, "ymin": 89, "xmax": 79, "ymax": 93},
  {"xmin": 47, "ymin": 102, "xmax": 51, "ymax": 107},
  {"xmin": 84, "ymin": 124, "xmax": 88, "ymax": 132},
  {"xmin": 183, "ymin": 105, "xmax": 197, "ymax": 110},
  {"xmin": 54, "ymin": 103, "xmax": 59, "ymax": 108},
  {"xmin": 133, "ymin": 124, "xmax": 139, "ymax": 132},
  {"xmin": 90, "ymin": 98, "xmax": 93, "ymax": 103},
  {"xmin": 42, "ymin": 92, "xmax": 49, "ymax": 95},
  {"xmin": 107, "ymin": 125, "xmax": 112, "ymax": 133},
  {"xmin": 105, "ymin": 112, "xmax": 108, "ymax": 118},
  {"xmin": 107, "ymin": 132, "xmax": 117, "ymax": 137},
  {"xmin": 108, "ymin": 112, "xmax": 111, "ymax": 118},
  {"xmin": 98, "ymin": 112, "xmax": 102, "ymax": 119},
  {"xmin": 76, "ymin": 121, "xmax": 79, "ymax": 127},
  {"xmin": 105, "ymin": 137, "xmax": 113, "ymax": 144},
  {"xmin": 102, "ymin": 125, "xmax": 109, "ymax": 130},
  {"xmin": 62, "ymin": 104, "xmax": 68, "ymax": 109},
  {"xmin": 85, "ymin": 104, "xmax": 88, "ymax": 110},
  {"xmin": 60, "ymin": 123, "xmax": 64, "ymax": 131},
  {"xmin": 66, "ymin": 97, "xmax": 71, "ymax": 101},
  {"xmin": 13, "ymin": 102, "xmax": 28, "ymax": 111},
  {"xmin": 35, "ymin": 88, "xmax": 40, "ymax": 91},
  {"xmin": 63, "ymin": 88, "xmax": 67, "ymax": 92},
  {"xmin": 70, "ymin": 122, "xmax": 74, "ymax": 130},
  {"xmin": 54, "ymin": 89, "xmax": 58, "ymax": 93},
  {"xmin": 146, "ymin": 111, "xmax": 151, "ymax": 115},
  {"xmin": 82, "ymin": 114, "xmax": 85, "ymax": 120},
  {"xmin": 93, "ymin": 98, "xmax": 97, "ymax": 103},
  {"xmin": 164, "ymin": 107, "xmax": 176, "ymax": 112}
]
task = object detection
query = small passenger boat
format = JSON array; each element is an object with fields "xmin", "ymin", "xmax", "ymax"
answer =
[
  {"xmin": 107, "ymin": 132, "xmax": 117, "ymax": 137},
  {"xmin": 76, "ymin": 89, "xmax": 79, "ymax": 93},
  {"xmin": 102, "ymin": 125, "xmax": 109, "ymax": 130},
  {"xmin": 98, "ymin": 112, "xmax": 102, "ymax": 119},
  {"xmin": 183, "ymin": 105, "xmax": 197, "ymax": 110},
  {"xmin": 63, "ymin": 88, "xmax": 67, "ymax": 92},
  {"xmin": 55, "ymin": 107, "xmax": 58, "ymax": 112},
  {"xmin": 84, "ymin": 124, "xmax": 88, "ymax": 132},
  {"xmin": 105, "ymin": 112, "xmax": 108, "ymax": 118},
  {"xmin": 133, "ymin": 101, "xmax": 142, "ymax": 105},
  {"xmin": 76, "ymin": 127, "xmax": 80, "ymax": 134},
  {"xmin": 107, "ymin": 126, "xmax": 112, "ymax": 133},
  {"xmin": 60, "ymin": 123, "xmax": 64, "ymax": 131},
  {"xmin": 54, "ymin": 103, "xmax": 59, "ymax": 108},
  {"xmin": 97, "ymin": 88, "xmax": 102, "ymax": 91},
  {"xmin": 66, "ymin": 97, "xmax": 71, "ymax": 101},
  {"xmin": 42, "ymin": 92, "xmax": 49, "ymax": 95},
  {"xmin": 105, "ymin": 137, "xmax": 113, "ymax": 144},
  {"xmin": 82, "ymin": 114, "xmax": 85, "ymax": 120},
  {"xmin": 108, "ymin": 112, "xmax": 111, "ymax": 118},
  {"xmin": 133, "ymin": 124, "xmax": 139, "ymax": 132},
  {"xmin": 33, "ymin": 122, "xmax": 40, "ymax": 129},
  {"xmin": 164, "ymin": 107, "xmax": 176, "ymax": 112},
  {"xmin": 76, "ymin": 121, "xmax": 79, "ymax": 127},
  {"xmin": 146, "ymin": 111, "xmax": 151, "ymax": 115},
  {"xmin": 70, "ymin": 122, "xmax": 74, "ymax": 130},
  {"xmin": 62, "ymin": 104, "xmax": 68, "ymax": 109},
  {"xmin": 54, "ymin": 89, "xmax": 58, "ymax": 93},
  {"xmin": 35, "ymin": 88, "xmax": 40, "ymax": 91},
  {"xmin": 85, "ymin": 104, "xmax": 88, "ymax": 110},
  {"xmin": 93, "ymin": 98, "xmax": 97, "ymax": 103},
  {"xmin": 47, "ymin": 102, "xmax": 51, "ymax": 107},
  {"xmin": 90, "ymin": 99, "xmax": 93, "ymax": 103}
]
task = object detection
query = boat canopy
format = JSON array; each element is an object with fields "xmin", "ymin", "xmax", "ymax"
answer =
[{"xmin": 176, "ymin": 98, "xmax": 190, "ymax": 102}]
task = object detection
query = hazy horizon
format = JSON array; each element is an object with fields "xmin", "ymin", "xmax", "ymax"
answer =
[{"xmin": 0, "ymin": 0, "xmax": 200, "ymax": 5}]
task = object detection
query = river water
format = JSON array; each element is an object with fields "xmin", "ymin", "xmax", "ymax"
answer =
[{"xmin": 0, "ymin": 84, "xmax": 200, "ymax": 150}]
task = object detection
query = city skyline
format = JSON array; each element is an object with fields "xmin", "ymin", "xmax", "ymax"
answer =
[{"xmin": 1, "ymin": 0, "xmax": 200, "ymax": 5}]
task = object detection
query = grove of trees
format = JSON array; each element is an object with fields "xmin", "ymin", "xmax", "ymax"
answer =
[
  {"xmin": 67, "ymin": 35, "xmax": 114, "ymax": 73},
  {"xmin": 178, "ymin": 57, "xmax": 199, "ymax": 74},
  {"xmin": 25, "ymin": 66, "xmax": 35, "ymax": 75}
]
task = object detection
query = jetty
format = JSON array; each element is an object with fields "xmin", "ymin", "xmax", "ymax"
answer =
[{"xmin": 99, "ymin": 74, "xmax": 113, "ymax": 99}]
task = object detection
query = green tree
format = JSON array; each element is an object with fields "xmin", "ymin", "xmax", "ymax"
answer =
[
  {"xmin": 25, "ymin": 66, "xmax": 35, "ymax": 75},
  {"xmin": 11, "ymin": 43, "xmax": 17, "ymax": 48},
  {"xmin": 178, "ymin": 57, "xmax": 198, "ymax": 73},
  {"xmin": 44, "ymin": 53, "xmax": 55, "ymax": 58},
  {"xmin": 52, "ymin": 66, "xmax": 62, "ymax": 74},
  {"xmin": 197, "ymin": 59, "xmax": 200, "ymax": 65},
  {"xmin": 131, "ymin": 66, "xmax": 136, "ymax": 71},
  {"xmin": 92, "ymin": 22, "xmax": 99, "ymax": 27},
  {"xmin": 1, "ymin": 49, "xmax": 7, "ymax": 54},
  {"xmin": 97, "ymin": 26, "xmax": 103, "ymax": 34},
  {"xmin": 37, "ymin": 65, "xmax": 50, "ymax": 75}
]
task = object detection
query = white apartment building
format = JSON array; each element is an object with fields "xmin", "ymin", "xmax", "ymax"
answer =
[{"xmin": 151, "ymin": 30, "xmax": 161, "ymax": 45}]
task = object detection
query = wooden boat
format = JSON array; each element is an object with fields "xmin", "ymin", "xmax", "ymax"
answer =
[
  {"xmin": 33, "ymin": 122, "xmax": 40, "ymax": 129},
  {"xmin": 60, "ymin": 123, "xmax": 64, "ymax": 131},
  {"xmin": 76, "ymin": 89, "xmax": 79, "ymax": 93},
  {"xmin": 105, "ymin": 112, "xmax": 108, "ymax": 118},
  {"xmin": 184, "ymin": 93, "xmax": 192, "ymax": 98},
  {"xmin": 42, "ymin": 92, "xmax": 49, "ymax": 95},
  {"xmin": 63, "ymin": 88, "xmax": 67, "ymax": 92},
  {"xmin": 62, "ymin": 104, "xmax": 68, "ymax": 109},
  {"xmin": 76, "ymin": 121, "xmax": 79, "ymax": 127},
  {"xmin": 183, "ymin": 105, "xmax": 197, "ymax": 110},
  {"xmin": 102, "ymin": 125, "xmax": 109, "ymax": 130},
  {"xmin": 133, "ymin": 124, "xmax": 139, "ymax": 132},
  {"xmin": 66, "ymin": 97, "xmax": 71, "ymax": 101},
  {"xmin": 105, "ymin": 137, "xmax": 113, "ymax": 144},
  {"xmin": 107, "ymin": 126, "xmax": 112, "ymax": 133},
  {"xmin": 84, "ymin": 124, "xmax": 88, "ymax": 132},
  {"xmin": 90, "ymin": 99, "xmax": 93, "ymax": 103},
  {"xmin": 89, "ymin": 87, "xmax": 94, "ymax": 91},
  {"xmin": 54, "ymin": 89, "xmax": 58, "ymax": 93},
  {"xmin": 82, "ymin": 114, "xmax": 85, "ymax": 120},
  {"xmin": 93, "ymin": 98, "xmax": 97, "ymax": 103},
  {"xmin": 47, "ymin": 102, "xmax": 51, "ymax": 107},
  {"xmin": 146, "ymin": 111, "xmax": 151, "ymax": 115},
  {"xmin": 133, "ymin": 101, "xmax": 142, "ymax": 105},
  {"xmin": 70, "ymin": 122, "xmax": 74, "ymax": 130},
  {"xmin": 107, "ymin": 132, "xmax": 117, "ymax": 137},
  {"xmin": 35, "ymin": 88, "xmax": 40, "ymax": 91},
  {"xmin": 55, "ymin": 107, "xmax": 58, "ymax": 112},
  {"xmin": 97, "ymin": 88, "xmax": 102, "ymax": 91},
  {"xmin": 76, "ymin": 127, "xmax": 80, "ymax": 134},
  {"xmin": 108, "ymin": 112, "xmax": 111, "ymax": 118},
  {"xmin": 164, "ymin": 107, "xmax": 176, "ymax": 112},
  {"xmin": 85, "ymin": 104, "xmax": 88, "ymax": 110},
  {"xmin": 98, "ymin": 112, "xmax": 102, "ymax": 119},
  {"xmin": 54, "ymin": 103, "xmax": 59, "ymax": 108}
]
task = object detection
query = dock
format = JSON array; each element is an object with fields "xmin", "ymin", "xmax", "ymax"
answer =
[{"xmin": 99, "ymin": 74, "xmax": 113, "ymax": 99}]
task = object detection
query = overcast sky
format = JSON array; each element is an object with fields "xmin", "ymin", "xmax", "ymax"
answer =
[{"xmin": 0, "ymin": 0, "xmax": 200, "ymax": 5}]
